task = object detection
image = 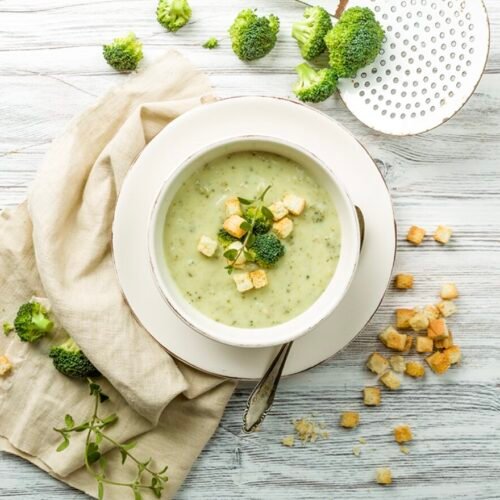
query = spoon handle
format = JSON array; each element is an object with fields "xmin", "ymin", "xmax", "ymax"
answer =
[{"xmin": 242, "ymin": 342, "xmax": 293, "ymax": 433}]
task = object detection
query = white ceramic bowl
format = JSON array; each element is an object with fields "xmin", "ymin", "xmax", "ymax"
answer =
[{"xmin": 148, "ymin": 135, "xmax": 360, "ymax": 348}]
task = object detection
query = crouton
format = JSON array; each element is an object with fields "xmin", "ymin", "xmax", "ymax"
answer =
[
  {"xmin": 283, "ymin": 193, "xmax": 306, "ymax": 216},
  {"xmin": 427, "ymin": 318, "xmax": 449, "ymax": 341},
  {"xmin": 376, "ymin": 468, "xmax": 392, "ymax": 485},
  {"xmin": 232, "ymin": 272, "xmax": 254, "ymax": 293},
  {"xmin": 396, "ymin": 308, "xmax": 415, "ymax": 329},
  {"xmin": 268, "ymin": 201, "xmax": 289, "ymax": 221},
  {"xmin": 404, "ymin": 335, "xmax": 414, "ymax": 352},
  {"xmin": 379, "ymin": 326, "xmax": 408, "ymax": 352},
  {"xmin": 426, "ymin": 351, "xmax": 451, "ymax": 374},
  {"xmin": 434, "ymin": 225, "xmax": 452, "ymax": 244},
  {"xmin": 224, "ymin": 196, "xmax": 242, "ymax": 217},
  {"xmin": 409, "ymin": 311, "xmax": 429, "ymax": 332},
  {"xmin": 395, "ymin": 273, "xmax": 414, "ymax": 289},
  {"xmin": 445, "ymin": 345, "xmax": 461, "ymax": 364},
  {"xmin": 394, "ymin": 424, "xmax": 413, "ymax": 443},
  {"xmin": 272, "ymin": 217, "xmax": 294, "ymax": 239},
  {"xmin": 434, "ymin": 331, "xmax": 454, "ymax": 350},
  {"xmin": 281, "ymin": 436, "xmax": 295, "ymax": 447},
  {"xmin": 0, "ymin": 355, "xmax": 12, "ymax": 377},
  {"xmin": 407, "ymin": 225, "xmax": 426, "ymax": 245},
  {"xmin": 340, "ymin": 412, "xmax": 360, "ymax": 429},
  {"xmin": 226, "ymin": 241, "xmax": 246, "ymax": 266},
  {"xmin": 223, "ymin": 215, "xmax": 248, "ymax": 239},
  {"xmin": 437, "ymin": 300, "xmax": 457, "ymax": 318},
  {"xmin": 415, "ymin": 336, "xmax": 434, "ymax": 353},
  {"xmin": 250, "ymin": 269, "xmax": 268, "ymax": 289},
  {"xmin": 363, "ymin": 387, "xmax": 381, "ymax": 406},
  {"xmin": 380, "ymin": 370, "xmax": 401, "ymax": 390},
  {"xmin": 197, "ymin": 235, "xmax": 217, "ymax": 257},
  {"xmin": 389, "ymin": 355, "xmax": 406, "ymax": 373},
  {"xmin": 366, "ymin": 352, "xmax": 389, "ymax": 375},
  {"xmin": 405, "ymin": 361, "xmax": 425, "ymax": 378},
  {"xmin": 440, "ymin": 283, "xmax": 459, "ymax": 300},
  {"xmin": 423, "ymin": 304, "xmax": 440, "ymax": 321}
]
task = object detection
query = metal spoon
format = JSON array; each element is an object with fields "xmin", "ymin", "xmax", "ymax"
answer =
[{"xmin": 242, "ymin": 206, "xmax": 365, "ymax": 433}]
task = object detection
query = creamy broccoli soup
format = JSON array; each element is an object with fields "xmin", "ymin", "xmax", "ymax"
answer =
[{"xmin": 163, "ymin": 151, "xmax": 341, "ymax": 328}]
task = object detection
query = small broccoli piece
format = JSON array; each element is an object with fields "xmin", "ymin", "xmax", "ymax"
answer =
[
  {"xmin": 292, "ymin": 6, "xmax": 332, "ymax": 60},
  {"xmin": 3, "ymin": 322, "xmax": 13, "ymax": 336},
  {"xmin": 103, "ymin": 33, "xmax": 143, "ymax": 72},
  {"xmin": 293, "ymin": 62, "xmax": 338, "ymax": 103},
  {"xmin": 218, "ymin": 228, "xmax": 238, "ymax": 248},
  {"xmin": 324, "ymin": 7, "xmax": 384, "ymax": 78},
  {"xmin": 14, "ymin": 301, "xmax": 53, "ymax": 343},
  {"xmin": 157, "ymin": 0, "xmax": 192, "ymax": 32},
  {"xmin": 203, "ymin": 37, "xmax": 219, "ymax": 49},
  {"xmin": 244, "ymin": 206, "xmax": 273, "ymax": 235},
  {"xmin": 229, "ymin": 9, "xmax": 280, "ymax": 61},
  {"xmin": 249, "ymin": 233, "xmax": 285, "ymax": 267},
  {"xmin": 49, "ymin": 337, "xmax": 100, "ymax": 378}
]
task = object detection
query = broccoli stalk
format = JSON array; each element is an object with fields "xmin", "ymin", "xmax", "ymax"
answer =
[
  {"xmin": 49, "ymin": 337, "xmax": 100, "ymax": 379},
  {"xmin": 157, "ymin": 0, "xmax": 192, "ymax": 32},
  {"xmin": 203, "ymin": 37, "xmax": 219, "ymax": 49},
  {"xmin": 292, "ymin": 6, "xmax": 333, "ymax": 60},
  {"xmin": 3, "ymin": 322, "xmax": 13, "ymax": 336},
  {"xmin": 243, "ymin": 206, "xmax": 272, "ymax": 235},
  {"xmin": 248, "ymin": 233, "xmax": 285, "ymax": 268},
  {"xmin": 324, "ymin": 7, "xmax": 385, "ymax": 78},
  {"xmin": 229, "ymin": 9, "xmax": 280, "ymax": 61},
  {"xmin": 102, "ymin": 33, "xmax": 143, "ymax": 72},
  {"xmin": 293, "ymin": 62, "xmax": 338, "ymax": 103},
  {"xmin": 14, "ymin": 301, "xmax": 54, "ymax": 343}
]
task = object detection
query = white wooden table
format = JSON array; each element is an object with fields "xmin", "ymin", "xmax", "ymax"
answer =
[{"xmin": 1, "ymin": 1, "xmax": 499, "ymax": 498}]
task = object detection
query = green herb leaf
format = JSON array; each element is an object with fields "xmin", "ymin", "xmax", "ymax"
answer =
[
  {"xmin": 134, "ymin": 489, "xmax": 143, "ymax": 500},
  {"xmin": 240, "ymin": 221, "xmax": 252, "ymax": 232},
  {"xmin": 56, "ymin": 435, "xmax": 69, "ymax": 452},
  {"xmin": 120, "ymin": 448, "xmax": 128, "ymax": 465},
  {"xmin": 74, "ymin": 422, "xmax": 90, "ymax": 432},
  {"xmin": 243, "ymin": 250, "xmax": 255, "ymax": 262},
  {"xmin": 99, "ymin": 392, "xmax": 109, "ymax": 403},
  {"xmin": 261, "ymin": 206, "xmax": 274, "ymax": 221},
  {"xmin": 122, "ymin": 441, "xmax": 137, "ymax": 451},
  {"xmin": 100, "ymin": 413, "xmax": 118, "ymax": 427},
  {"xmin": 64, "ymin": 414, "xmax": 75, "ymax": 428},
  {"xmin": 97, "ymin": 481, "xmax": 104, "ymax": 500},
  {"xmin": 223, "ymin": 249, "xmax": 238, "ymax": 261},
  {"xmin": 86, "ymin": 442, "xmax": 101, "ymax": 465},
  {"xmin": 98, "ymin": 456, "xmax": 107, "ymax": 471},
  {"xmin": 246, "ymin": 233, "xmax": 256, "ymax": 247},
  {"xmin": 238, "ymin": 197, "xmax": 253, "ymax": 205},
  {"xmin": 95, "ymin": 431, "xmax": 103, "ymax": 445}
]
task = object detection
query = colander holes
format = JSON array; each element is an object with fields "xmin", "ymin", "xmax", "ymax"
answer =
[
  {"xmin": 403, "ymin": 39, "xmax": 409, "ymax": 46},
  {"xmin": 396, "ymin": 102, "xmax": 401, "ymax": 109},
  {"xmin": 409, "ymin": 58, "xmax": 414, "ymax": 64},
  {"xmin": 459, "ymin": 54, "xmax": 464, "ymax": 61},
  {"xmin": 411, "ymin": 112, "xmax": 416, "ymax": 118},
  {"xmin": 390, "ymin": 55, "xmax": 396, "ymax": 61},
  {"xmin": 420, "ymin": 110, "xmax": 426, "ymax": 116},
  {"xmin": 414, "ymin": 22, "xmax": 420, "ymax": 29},
  {"xmin": 445, "ymin": 17, "xmax": 451, "ymax": 24},
  {"xmin": 443, "ymin": 84, "xmax": 448, "ymax": 91},
  {"xmin": 469, "ymin": 47, "xmax": 474, "ymax": 54},
  {"xmin": 431, "ymin": 48, "xmax": 437, "ymax": 55},
  {"xmin": 378, "ymin": 95, "xmax": 384, "ymax": 101},
  {"xmin": 377, "ymin": 76, "xmax": 383, "ymax": 82},
  {"xmin": 431, "ymin": 82, "xmax": 437, "ymax": 89},
  {"xmin": 432, "ymin": 67, "xmax": 438, "ymax": 74},
  {"xmin": 469, "ymin": 24, "xmax": 474, "ymax": 30},
  {"xmin": 457, "ymin": 82, "xmax": 462, "ymax": 88},
  {"xmin": 354, "ymin": 82, "xmax": 360, "ymax": 88},
  {"xmin": 360, "ymin": 90, "xmax": 365, "ymax": 96},
  {"xmin": 413, "ymin": 34, "xmax": 419, "ymax": 42},
  {"xmin": 383, "ymin": 84, "xmax": 388, "ymax": 90},
  {"xmin": 435, "ymin": 21, "xmax": 441, "ymax": 28},
  {"xmin": 450, "ymin": 75, "xmax": 456, "ymax": 81},
  {"xmin": 425, "ymin": 98, "xmax": 431, "ymax": 104},
  {"xmin": 400, "ymin": 51, "xmax": 406, "ymax": 58},
  {"xmin": 401, "ymin": 1, "xmax": 407, "ymax": 7},
  {"xmin": 450, "ymin": 28, "xmax": 456, "ymax": 35},
  {"xmin": 431, "ymin": 36, "xmax": 436, "ymax": 43},
  {"xmin": 451, "ymin": 40, "xmax": 457, "ymax": 47},
  {"xmin": 441, "ymin": 44, "xmax": 447, "ymax": 51},
  {"xmin": 401, "ymin": 91, "xmax": 407, "ymax": 97},
  {"xmin": 393, "ymin": 77, "xmax": 399, "ymax": 83},
  {"xmin": 461, "ymin": 42, "xmax": 466, "ymax": 49},
  {"xmin": 361, "ymin": 72, "xmax": 367, "ymax": 78},
  {"xmin": 456, "ymin": 65, "xmax": 461, "ymax": 71},
  {"xmin": 411, "ymin": 45, "xmax": 417, "ymax": 52},
  {"xmin": 449, "ymin": 91, "xmax": 454, "ymax": 97},
  {"xmin": 415, "ymin": 102, "xmax": 420, "ymax": 108},
  {"xmin": 391, "ymin": 6, "xmax": 396, "ymax": 13},
  {"xmin": 390, "ymin": 43, "xmax": 396, "ymax": 49},
  {"xmin": 446, "ymin": 64, "xmax": 451, "ymax": 70},
  {"xmin": 365, "ymin": 98, "xmax": 371, "ymax": 104},
  {"xmin": 391, "ymin": 89, "xmax": 396, "ymax": 95},
  {"xmin": 424, "ymin": 26, "xmax": 430, "ymax": 32},
  {"xmin": 386, "ymin": 100, "xmax": 392, "ymax": 105},
  {"xmin": 431, "ymin": 2, "xmax": 436, "ymax": 9},
  {"xmin": 419, "ymin": 54, "xmax": 425, "ymax": 61},
  {"xmin": 447, "ymin": 1, "xmax": 452, "ymax": 7},
  {"xmin": 390, "ymin": 112, "xmax": 396, "ymax": 118},
  {"xmin": 385, "ymin": 70, "xmax": 391, "ymax": 76},
  {"xmin": 439, "ymin": 10, "xmax": 444, "ymax": 17},
  {"xmin": 382, "ymin": 13, "xmax": 388, "ymax": 20},
  {"xmin": 439, "ymin": 74, "xmax": 445, "ymax": 81},
  {"xmin": 427, "ymin": 14, "xmax": 432, "ymax": 21},
  {"xmin": 450, "ymin": 52, "xmax": 456, "ymax": 59},
  {"xmin": 458, "ymin": 19, "xmax": 464, "ymax": 26},
  {"xmin": 417, "ymin": 67, "xmax": 422, "ymax": 74},
  {"xmin": 461, "ymin": 31, "xmax": 466, "ymax": 38},
  {"xmin": 395, "ymin": 32, "xmax": 401, "ymax": 39},
  {"xmin": 466, "ymin": 12, "xmax": 471, "ymax": 20},
  {"xmin": 406, "ymin": 12, "xmax": 411, "ymax": 19},
  {"xmin": 380, "ymin": 60, "xmax": 386, "ymax": 66},
  {"xmin": 371, "ymin": 89, "xmax": 376, "ymax": 95},
  {"xmin": 440, "ymin": 99, "xmax": 446, "ymax": 106},
  {"xmin": 422, "ymin": 0, "xmax": 427, "ymax": 5},
  {"xmin": 396, "ymin": 16, "xmax": 402, "ymax": 22},
  {"xmin": 439, "ymin": 56, "xmax": 445, "ymax": 62},
  {"xmin": 430, "ymin": 105, "xmax": 436, "ymax": 111},
  {"xmin": 426, "ymin": 61, "xmax": 432, "ymax": 67},
  {"xmin": 364, "ymin": 81, "xmax": 370, "ymax": 87},
  {"xmin": 374, "ymin": 5, "xmax": 381, "ymax": 11},
  {"xmin": 405, "ymin": 70, "xmax": 411, "ymax": 76},
  {"xmin": 405, "ymin": 103, "xmax": 411, "ymax": 110},
  {"xmin": 371, "ymin": 68, "xmax": 378, "ymax": 74},
  {"xmin": 380, "ymin": 49, "xmax": 385, "ymax": 55},
  {"xmin": 417, "ymin": 11, "xmax": 423, "ymax": 17},
  {"xmin": 434, "ymin": 92, "xmax": 440, "ymax": 98},
  {"xmin": 387, "ymin": 26, "xmax": 393, "ymax": 32},
  {"xmin": 423, "ymin": 76, "xmax": 429, "ymax": 83},
  {"xmin": 382, "ymin": 110, "xmax": 387, "ymax": 116},
  {"xmin": 401, "ymin": 113, "xmax": 406, "ymax": 119},
  {"xmin": 461, "ymin": 71, "xmax": 467, "ymax": 77},
  {"xmin": 466, "ymin": 60, "xmax": 471, "ymax": 66},
  {"xmin": 403, "ymin": 79, "xmax": 409, "ymax": 85},
  {"xmin": 373, "ymin": 104, "xmax": 379, "ymax": 110},
  {"xmin": 413, "ymin": 81, "xmax": 418, "ymax": 87},
  {"xmin": 411, "ymin": 0, "xmax": 417, "ymax": 4},
  {"xmin": 411, "ymin": 91, "xmax": 417, "ymax": 97}
]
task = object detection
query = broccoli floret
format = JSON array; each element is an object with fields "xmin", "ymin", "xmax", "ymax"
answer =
[
  {"xmin": 293, "ymin": 62, "xmax": 338, "ymax": 103},
  {"xmin": 218, "ymin": 228, "xmax": 238, "ymax": 248},
  {"xmin": 102, "ymin": 33, "xmax": 143, "ymax": 72},
  {"xmin": 3, "ymin": 322, "xmax": 13, "ymax": 336},
  {"xmin": 14, "ymin": 301, "xmax": 53, "ymax": 343},
  {"xmin": 324, "ymin": 7, "xmax": 384, "ymax": 78},
  {"xmin": 248, "ymin": 233, "xmax": 285, "ymax": 267},
  {"xmin": 244, "ymin": 206, "xmax": 273, "ymax": 235},
  {"xmin": 157, "ymin": 0, "xmax": 192, "ymax": 32},
  {"xmin": 292, "ymin": 6, "xmax": 333, "ymax": 60},
  {"xmin": 229, "ymin": 9, "xmax": 280, "ymax": 61},
  {"xmin": 203, "ymin": 37, "xmax": 219, "ymax": 49},
  {"xmin": 49, "ymin": 337, "xmax": 100, "ymax": 379}
]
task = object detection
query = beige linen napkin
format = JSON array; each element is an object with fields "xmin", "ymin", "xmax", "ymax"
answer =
[{"xmin": 0, "ymin": 49, "xmax": 236, "ymax": 499}]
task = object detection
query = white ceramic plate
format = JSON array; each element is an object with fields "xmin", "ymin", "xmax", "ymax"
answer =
[{"xmin": 112, "ymin": 96, "xmax": 396, "ymax": 379}]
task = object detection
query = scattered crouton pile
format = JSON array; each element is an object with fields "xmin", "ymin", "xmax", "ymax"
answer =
[
  {"xmin": 0, "ymin": 354, "xmax": 12, "ymax": 377},
  {"xmin": 284, "ymin": 417, "xmax": 329, "ymax": 446},
  {"xmin": 406, "ymin": 224, "xmax": 453, "ymax": 246}
]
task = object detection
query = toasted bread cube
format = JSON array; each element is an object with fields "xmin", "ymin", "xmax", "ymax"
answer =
[
  {"xmin": 223, "ymin": 215, "xmax": 248, "ymax": 239},
  {"xmin": 423, "ymin": 304, "xmax": 440, "ymax": 321},
  {"xmin": 407, "ymin": 225, "xmax": 426, "ymax": 245},
  {"xmin": 394, "ymin": 424, "xmax": 413, "ymax": 443},
  {"xmin": 224, "ymin": 196, "xmax": 242, "ymax": 217},
  {"xmin": 434, "ymin": 331, "xmax": 454, "ymax": 350},
  {"xmin": 376, "ymin": 468, "xmax": 392, "ymax": 485},
  {"xmin": 404, "ymin": 335, "xmax": 413, "ymax": 352},
  {"xmin": 283, "ymin": 193, "xmax": 306, "ymax": 216},
  {"xmin": 427, "ymin": 318, "xmax": 449, "ymax": 340},
  {"xmin": 379, "ymin": 326, "xmax": 408, "ymax": 352},
  {"xmin": 389, "ymin": 355, "xmax": 406, "ymax": 373},
  {"xmin": 197, "ymin": 235, "xmax": 217, "ymax": 257},
  {"xmin": 445, "ymin": 345, "xmax": 461, "ymax": 364},
  {"xmin": 405, "ymin": 361, "xmax": 425, "ymax": 378},
  {"xmin": 0, "ymin": 355, "xmax": 12, "ymax": 376},
  {"xmin": 281, "ymin": 435, "xmax": 295, "ymax": 447},
  {"xmin": 434, "ymin": 225, "xmax": 452, "ymax": 244},
  {"xmin": 396, "ymin": 308, "xmax": 415, "ymax": 329},
  {"xmin": 380, "ymin": 370, "xmax": 401, "ymax": 390},
  {"xmin": 268, "ymin": 201, "xmax": 289, "ymax": 221},
  {"xmin": 395, "ymin": 273, "xmax": 414, "ymax": 289},
  {"xmin": 340, "ymin": 412, "xmax": 360, "ymax": 428},
  {"xmin": 226, "ymin": 241, "xmax": 246, "ymax": 267},
  {"xmin": 363, "ymin": 387, "xmax": 381, "ymax": 406},
  {"xmin": 250, "ymin": 269, "xmax": 268, "ymax": 289},
  {"xmin": 232, "ymin": 272, "xmax": 254, "ymax": 293},
  {"xmin": 366, "ymin": 352, "xmax": 389, "ymax": 375},
  {"xmin": 437, "ymin": 300, "xmax": 457, "ymax": 318},
  {"xmin": 273, "ymin": 217, "xmax": 293, "ymax": 239},
  {"xmin": 409, "ymin": 311, "xmax": 429, "ymax": 332},
  {"xmin": 416, "ymin": 336, "xmax": 434, "ymax": 353},
  {"xmin": 440, "ymin": 283, "xmax": 459, "ymax": 300},
  {"xmin": 426, "ymin": 351, "xmax": 451, "ymax": 374}
]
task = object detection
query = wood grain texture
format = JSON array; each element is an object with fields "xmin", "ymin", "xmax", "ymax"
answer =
[{"xmin": 0, "ymin": 0, "xmax": 499, "ymax": 498}]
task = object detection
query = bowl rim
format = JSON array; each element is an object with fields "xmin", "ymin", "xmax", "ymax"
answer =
[{"xmin": 147, "ymin": 133, "xmax": 361, "ymax": 348}]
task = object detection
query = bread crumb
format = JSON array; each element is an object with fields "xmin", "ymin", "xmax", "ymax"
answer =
[
  {"xmin": 376, "ymin": 467, "xmax": 392, "ymax": 485},
  {"xmin": 380, "ymin": 370, "xmax": 401, "ymax": 390},
  {"xmin": 281, "ymin": 435, "xmax": 295, "ymax": 447},
  {"xmin": 441, "ymin": 283, "xmax": 459, "ymax": 300},
  {"xmin": 359, "ymin": 437, "xmax": 367, "ymax": 444},
  {"xmin": 293, "ymin": 418, "xmax": 327, "ymax": 443},
  {"xmin": 363, "ymin": 387, "xmax": 381, "ymax": 406},
  {"xmin": 0, "ymin": 355, "xmax": 12, "ymax": 376},
  {"xmin": 396, "ymin": 308, "xmax": 415, "ymax": 329},
  {"xmin": 434, "ymin": 225, "xmax": 452, "ymax": 244},
  {"xmin": 407, "ymin": 225, "xmax": 426, "ymax": 245},
  {"xmin": 394, "ymin": 424, "xmax": 413, "ymax": 443},
  {"xmin": 395, "ymin": 273, "xmax": 414, "ymax": 289},
  {"xmin": 366, "ymin": 352, "xmax": 389, "ymax": 375},
  {"xmin": 389, "ymin": 355, "xmax": 406, "ymax": 373},
  {"xmin": 400, "ymin": 445, "xmax": 410, "ymax": 455},
  {"xmin": 340, "ymin": 412, "xmax": 360, "ymax": 429},
  {"xmin": 405, "ymin": 361, "xmax": 425, "ymax": 378},
  {"xmin": 352, "ymin": 446, "xmax": 361, "ymax": 457}
]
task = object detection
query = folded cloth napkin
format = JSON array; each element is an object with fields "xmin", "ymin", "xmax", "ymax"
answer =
[{"xmin": 0, "ymin": 49, "xmax": 236, "ymax": 499}]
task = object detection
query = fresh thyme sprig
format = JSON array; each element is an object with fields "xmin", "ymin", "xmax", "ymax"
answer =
[
  {"xmin": 54, "ymin": 379, "xmax": 168, "ymax": 500},
  {"xmin": 223, "ymin": 185, "xmax": 273, "ymax": 274}
]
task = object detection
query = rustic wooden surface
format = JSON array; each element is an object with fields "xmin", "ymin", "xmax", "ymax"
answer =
[{"xmin": 1, "ymin": 0, "xmax": 499, "ymax": 498}]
